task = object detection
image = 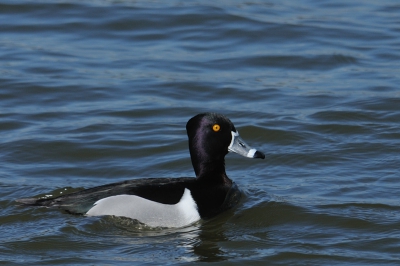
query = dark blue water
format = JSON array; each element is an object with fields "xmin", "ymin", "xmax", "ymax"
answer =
[{"xmin": 1, "ymin": 0, "xmax": 400, "ymax": 264}]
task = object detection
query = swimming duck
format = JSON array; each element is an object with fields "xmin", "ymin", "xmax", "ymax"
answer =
[{"xmin": 17, "ymin": 113, "xmax": 265, "ymax": 228}]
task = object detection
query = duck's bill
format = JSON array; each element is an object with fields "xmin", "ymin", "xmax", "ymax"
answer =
[{"xmin": 228, "ymin": 131, "xmax": 265, "ymax": 159}]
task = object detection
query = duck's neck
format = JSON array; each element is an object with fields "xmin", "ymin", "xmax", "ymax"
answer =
[{"xmin": 192, "ymin": 157, "xmax": 232, "ymax": 185}]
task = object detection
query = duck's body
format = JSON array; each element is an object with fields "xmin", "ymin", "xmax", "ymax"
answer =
[{"xmin": 17, "ymin": 113, "xmax": 264, "ymax": 228}]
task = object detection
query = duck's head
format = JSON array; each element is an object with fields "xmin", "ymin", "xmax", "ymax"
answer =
[{"xmin": 186, "ymin": 113, "xmax": 265, "ymax": 177}]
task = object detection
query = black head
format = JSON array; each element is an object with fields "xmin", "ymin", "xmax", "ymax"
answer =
[
  {"xmin": 186, "ymin": 113, "xmax": 264, "ymax": 178},
  {"xmin": 186, "ymin": 113, "xmax": 235, "ymax": 167}
]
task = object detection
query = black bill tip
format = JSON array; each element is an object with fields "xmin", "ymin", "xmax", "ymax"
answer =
[{"xmin": 253, "ymin": 150, "xmax": 265, "ymax": 159}]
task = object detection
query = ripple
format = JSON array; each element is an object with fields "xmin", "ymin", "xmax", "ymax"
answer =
[{"xmin": 1, "ymin": 0, "xmax": 400, "ymax": 264}]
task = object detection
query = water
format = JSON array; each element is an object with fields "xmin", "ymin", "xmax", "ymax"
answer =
[{"xmin": 1, "ymin": 0, "xmax": 400, "ymax": 264}]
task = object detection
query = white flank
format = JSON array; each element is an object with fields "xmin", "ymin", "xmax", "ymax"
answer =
[{"xmin": 86, "ymin": 188, "xmax": 200, "ymax": 228}]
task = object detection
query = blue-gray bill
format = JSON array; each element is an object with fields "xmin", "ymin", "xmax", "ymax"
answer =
[{"xmin": 228, "ymin": 131, "xmax": 265, "ymax": 159}]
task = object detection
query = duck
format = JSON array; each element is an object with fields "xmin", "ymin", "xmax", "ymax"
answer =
[{"xmin": 17, "ymin": 113, "xmax": 265, "ymax": 228}]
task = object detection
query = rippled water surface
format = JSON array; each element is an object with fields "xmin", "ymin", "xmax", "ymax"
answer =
[{"xmin": 1, "ymin": 0, "xmax": 400, "ymax": 264}]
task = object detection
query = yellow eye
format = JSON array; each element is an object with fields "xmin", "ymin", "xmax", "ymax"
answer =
[{"xmin": 212, "ymin": 124, "xmax": 221, "ymax": 132}]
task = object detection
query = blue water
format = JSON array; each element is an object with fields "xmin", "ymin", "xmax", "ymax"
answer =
[{"xmin": 1, "ymin": 0, "xmax": 400, "ymax": 264}]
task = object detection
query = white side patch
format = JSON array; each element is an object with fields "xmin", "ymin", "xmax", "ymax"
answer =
[{"xmin": 86, "ymin": 188, "xmax": 200, "ymax": 228}]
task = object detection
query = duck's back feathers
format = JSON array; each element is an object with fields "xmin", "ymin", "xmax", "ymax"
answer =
[
  {"xmin": 17, "ymin": 178, "xmax": 194, "ymax": 214},
  {"xmin": 16, "ymin": 177, "xmax": 241, "ymax": 219}
]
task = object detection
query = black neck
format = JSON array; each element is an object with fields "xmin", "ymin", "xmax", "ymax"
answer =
[{"xmin": 191, "ymin": 156, "xmax": 232, "ymax": 185}]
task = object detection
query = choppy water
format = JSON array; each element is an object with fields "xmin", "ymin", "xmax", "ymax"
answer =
[{"xmin": 1, "ymin": 0, "xmax": 400, "ymax": 265}]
